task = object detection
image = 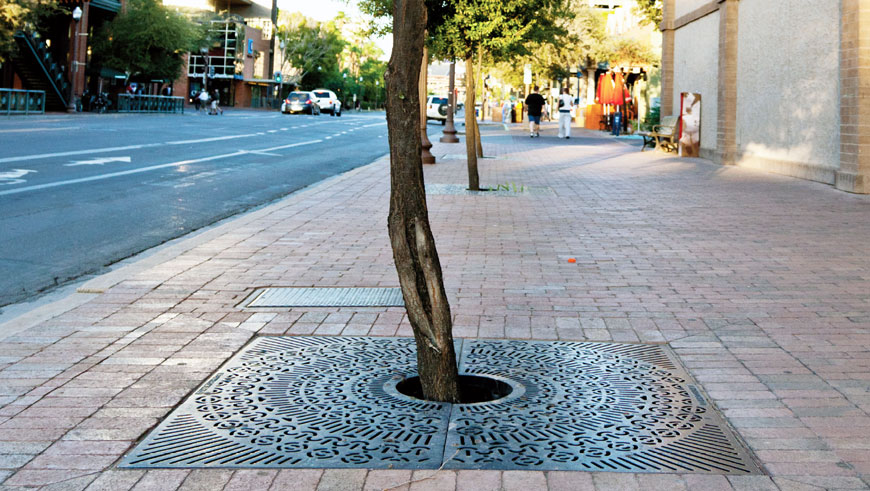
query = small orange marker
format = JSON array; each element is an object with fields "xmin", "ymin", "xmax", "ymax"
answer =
[{"xmin": 567, "ymin": 258, "xmax": 576, "ymax": 263}]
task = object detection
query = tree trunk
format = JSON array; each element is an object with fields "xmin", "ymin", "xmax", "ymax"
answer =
[
  {"xmin": 385, "ymin": 0, "xmax": 460, "ymax": 403},
  {"xmin": 464, "ymin": 55, "xmax": 480, "ymax": 191},
  {"xmin": 475, "ymin": 118, "xmax": 483, "ymax": 158}
]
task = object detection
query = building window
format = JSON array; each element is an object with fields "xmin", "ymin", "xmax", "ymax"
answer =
[{"xmin": 188, "ymin": 19, "xmax": 239, "ymax": 78}]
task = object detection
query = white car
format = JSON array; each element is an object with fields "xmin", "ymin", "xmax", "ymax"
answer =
[
  {"xmin": 426, "ymin": 96, "xmax": 448, "ymax": 125},
  {"xmin": 312, "ymin": 89, "xmax": 342, "ymax": 116}
]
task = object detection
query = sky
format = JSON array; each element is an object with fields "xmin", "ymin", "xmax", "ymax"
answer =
[{"xmin": 276, "ymin": 0, "xmax": 393, "ymax": 60}]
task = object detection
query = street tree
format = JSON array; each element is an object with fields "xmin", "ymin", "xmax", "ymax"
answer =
[
  {"xmin": 429, "ymin": 0, "xmax": 570, "ymax": 190},
  {"xmin": 0, "ymin": 0, "xmax": 62, "ymax": 63},
  {"xmin": 89, "ymin": 0, "xmax": 202, "ymax": 83},
  {"xmin": 385, "ymin": 0, "xmax": 461, "ymax": 402},
  {"xmin": 633, "ymin": 0, "xmax": 662, "ymax": 28},
  {"xmin": 276, "ymin": 12, "xmax": 345, "ymax": 88}
]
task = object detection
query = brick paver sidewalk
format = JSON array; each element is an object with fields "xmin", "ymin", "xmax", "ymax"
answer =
[{"xmin": 1, "ymin": 121, "xmax": 869, "ymax": 490}]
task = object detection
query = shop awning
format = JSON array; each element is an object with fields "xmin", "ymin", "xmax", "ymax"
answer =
[{"xmin": 99, "ymin": 67, "xmax": 126, "ymax": 79}]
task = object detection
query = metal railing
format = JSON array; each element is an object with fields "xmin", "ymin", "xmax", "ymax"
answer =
[
  {"xmin": 0, "ymin": 89, "xmax": 46, "ymax": 115},
  {"xmin": 116, "ymin": 94, "xmax": 185, "ymax": 114}
]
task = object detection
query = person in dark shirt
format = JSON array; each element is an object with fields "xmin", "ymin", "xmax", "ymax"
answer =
[{"xmin": 524, "ymin": 86, "xmax": 546, "ymax": 137}]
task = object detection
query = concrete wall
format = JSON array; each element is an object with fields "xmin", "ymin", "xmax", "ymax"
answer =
[
  {"xmin": 673, "ymin": 11, "xmax": 719, "ymax": 154},
  {"xmin": 674, "ymin": 0, "xmax": 713, "ymax": 19},
  {"xmin": 735, "ymin": 0, "xmax": 841, "ymax": 183}
]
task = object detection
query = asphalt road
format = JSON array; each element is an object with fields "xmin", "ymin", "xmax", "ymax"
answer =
[{"xmin": 0, "ymin": 109, "xmax": 422, "ymax": 308}]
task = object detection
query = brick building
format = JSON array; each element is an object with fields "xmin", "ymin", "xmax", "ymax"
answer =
[{"xmin": 661, "ymin": 0, "xmax": 868, "ymax": 193}]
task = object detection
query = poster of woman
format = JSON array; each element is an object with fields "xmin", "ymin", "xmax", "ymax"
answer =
[{"xmin": 679, "ymin": 92, "xmax": 701, "ymax": 157}]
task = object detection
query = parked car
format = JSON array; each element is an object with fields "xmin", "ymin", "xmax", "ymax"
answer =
[
  {"xmin": 312, "ymin": 89, "xmax": 342, "ymax": 116},
  {"xmin": 426, "ymin": 96, "xmax": 448, "ymax": 125},
  {"xmin": 281, "ymin": 91, "xmax": 321, "ymax": 115}
]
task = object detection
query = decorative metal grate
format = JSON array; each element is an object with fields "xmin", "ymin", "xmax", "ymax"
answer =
[
  {"xmin": 120, "ymin": 337, "xmax": 760, "ymax": 474},
  {"xmin": 246, "ymin": 287, "xmax": 404, "ymax": 308}
]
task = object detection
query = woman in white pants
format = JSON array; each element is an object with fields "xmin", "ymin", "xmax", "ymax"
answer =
[{"xmin": 557, "ymin": 88, "xmax": 574, "ymax": 139}]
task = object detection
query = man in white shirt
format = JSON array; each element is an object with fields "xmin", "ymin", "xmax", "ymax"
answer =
[{"xmin": 558, "ymin": 88, "xmax": 574, "ymax": 139}]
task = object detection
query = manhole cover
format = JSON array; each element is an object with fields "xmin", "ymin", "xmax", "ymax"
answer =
[
  {"xmin": 119, "ymin": 337, "xmax": 760, "ymax": 474},
  {"xmin": 425, "ymin": 184, "xmax": 555, "ymax": 196},
  {"xmin": 246, "ymin": 287, "xmax": 404, "ymax": 307}
]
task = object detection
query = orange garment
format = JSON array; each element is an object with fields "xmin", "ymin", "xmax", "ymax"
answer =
[
  {"xmin": 611, "ymin": 73, "xmax": 626, "ymax": 106},
  {"xmin": 597, "ymin": 73, "xmax": 615, "ymax": 105}
]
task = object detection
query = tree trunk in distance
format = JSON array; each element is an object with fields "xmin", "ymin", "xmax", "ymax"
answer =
[
  {"xmin": 464, "ymin": 55, "xmax": 479, "ymax": 191},
  {"xmin": 420, "ymin": 43, "xmax": 435, "ymax": 165},
  {"xmin": 440, "ymin": 61, "xmax": 459, "ymax": 143},
  {"xmin": 477, "ymin": 46, "xmax": 485, "ymax": 122},
  {"xmin": 474, "ymin": 118, "xmax": 483, "ymax": 158},
  {"xmin": 385, "ymin": 0, "xmax": 460, "ymax": 403}
]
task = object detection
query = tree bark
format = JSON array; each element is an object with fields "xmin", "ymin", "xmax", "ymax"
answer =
[
  {"xmin": 475, "ymin": 117, "xmax": 483, "ymax": 158},
  {"xmin": 385, "ymin": 0, "xmax": 460, "ymax": 403},
  {"xmin": 464, "ymin": 55, "xmax": 480, "ymax": 191}
]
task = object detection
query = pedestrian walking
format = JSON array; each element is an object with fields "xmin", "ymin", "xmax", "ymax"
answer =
[
  {"xmin": 523, "ymin": 86, "xmax": 545, "ymax": 138},
  {"xmin": 210, "ymin": 89, "xmax": 223, "ymax": 115},
  {"xmin": 198, "ymin": 89, "xmax": 209, "ymax": 113},
  {"xmin": 557, "ymin": 87, "xmax": 574, "ymax": 139}
]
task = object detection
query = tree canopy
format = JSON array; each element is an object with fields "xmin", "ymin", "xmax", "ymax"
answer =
[
  {"xmin": 428, "ymin": 0, "xmax": 571, "ymax": 63},
  {"xmin": 90, "ymin": 0, "xmax": 202, "ymax": 81},
  {"xmin": 633, "ymin": 0, "xmax": 662, "ymax": 28},
  {"xmin": 0, "ymin": 0, "xmax": 62, "ymax": 63},
  {"xmin": 276, "ymin": 12, "xmax": 345, "ymax": 88}
]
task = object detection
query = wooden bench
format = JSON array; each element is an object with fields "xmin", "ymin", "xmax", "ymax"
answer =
[{"xmin": 637, "ymin": 115, "xmax": 679, "ymax": 152}]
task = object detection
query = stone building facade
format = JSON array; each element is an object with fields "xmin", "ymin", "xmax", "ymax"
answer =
[{"xmin": 662, "ymin": 0, "xmax": 868, "ymax": 193}]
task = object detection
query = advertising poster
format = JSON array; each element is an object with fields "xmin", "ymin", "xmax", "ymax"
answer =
[{"xmin": 679, "ymin": 92, "xmax": 701, "ymax": 157}]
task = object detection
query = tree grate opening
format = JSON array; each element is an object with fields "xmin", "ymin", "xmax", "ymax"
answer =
[
  {"xmin": 119, "ymin": 337, "xmax": 761, "ymax": 474},
  {"xmin": 396, "ymin": 375, "xmax": 513, "ymax": 404}
]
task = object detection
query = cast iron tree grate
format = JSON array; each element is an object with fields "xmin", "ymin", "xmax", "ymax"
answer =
[{"xmin": 119, "ymin": 337, "xmax": 760, "ymax": 474}]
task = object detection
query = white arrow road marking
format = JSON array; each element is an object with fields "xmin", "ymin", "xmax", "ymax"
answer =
[
  {"xmin": 65, "ymin": 156, "xmax": 132, "ymax": 167},
  {"xmin": 0, "ymin": 169, "xmax": 36, "ymax": 185}
]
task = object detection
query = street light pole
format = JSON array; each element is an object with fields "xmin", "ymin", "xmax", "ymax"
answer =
[
  {"xmin": 68, "ymin": 6, "xmax": 83, "ymax": 112},
  {"xmin": 440, "ymin": 61, "xmax": 459, "ymax": 143}
]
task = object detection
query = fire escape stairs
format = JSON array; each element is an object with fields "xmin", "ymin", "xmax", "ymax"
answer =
[{"xmin": 12, "ymin": 31, "xmax": 71, "ymax": 111}]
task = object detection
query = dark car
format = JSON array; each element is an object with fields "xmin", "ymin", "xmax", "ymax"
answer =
[{"xmin": 281, "ymin": 91, "xmax": 321, "ymax": 115}]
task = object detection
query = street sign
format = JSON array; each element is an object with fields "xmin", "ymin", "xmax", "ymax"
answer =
[{"xmin": 523, "ymin": 64, "xmax": 532, "ymax": 85}]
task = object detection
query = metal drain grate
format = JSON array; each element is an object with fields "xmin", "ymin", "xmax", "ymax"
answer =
[
  {"xmin": 246, "ymin": 287, "xmax": 404, "ymax": 307},
  {"xmin": 120, "ymin": 337, "xmax": 760, "ymax": 474}
]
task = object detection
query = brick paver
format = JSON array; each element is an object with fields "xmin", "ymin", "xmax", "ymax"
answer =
[{"xmin": 1, "ymin": 121, "xmax": 869, "ymax": 489}]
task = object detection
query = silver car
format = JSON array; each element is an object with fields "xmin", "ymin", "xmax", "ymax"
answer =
[{"xmin": 281, "ymin": 91, "xmax": 321, "ymax": 115}]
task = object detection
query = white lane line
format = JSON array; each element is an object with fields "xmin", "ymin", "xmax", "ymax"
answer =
[
  {"xmin": 0, "ymin": 151, "xmax": 245, "ymax": 197},
  {"xmin": 324, "ymin": 136, "xmax": 332, "ymax": 140},
  {"xmin": 0, "ymin": 143, "xmax": 161, "ymax": 164},
  {"xmin": 0, "ymin": 139, "xmax": 325, "ymax": 196},
  {"xmin": 1, "ymin": 132, "xmax": 271, "ymax": 164},
  {"xmin": 255, "ymin": 140, "xmax": 322, "ymax": 152},
  {"xmin": 245, "ymin": 151, "xmax": 283, "ymax": 157},
  {"xmin": 166, "ymin": 133, "xmax": 263, "ymax": 145},
  {"xmin": 0, "ymin": 126, "xmax": 80, "ymax": 133}
]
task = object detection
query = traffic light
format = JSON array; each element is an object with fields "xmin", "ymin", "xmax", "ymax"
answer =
[{"xmin": 274, "ymin": 71, "xmax": 282, "ymax": 83}]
